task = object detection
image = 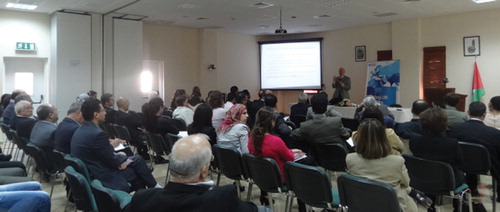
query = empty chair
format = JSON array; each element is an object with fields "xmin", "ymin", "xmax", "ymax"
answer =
[
  {"xmin": 64, "ymin": 154, "xmax": 91, "ymax": 182},
  {"xmin": 284, "ymin": 161, "xmax": 339, "ymax": 211},
  {"xmin": 242, "ymin": 153, "xmax": 290, "ymax": 212},
  {"xmin": 312, "ymin": 143, "xmax": 348, "ymax": 174},
  {"xmin": 64, "ymin": 166, "xmax": 98, "ymax": 212},
  {"xmin": 212, "ymin": 144, "xmax": 252, "ymax": 200},
  {"xmin": 112, "ymin": 124, "xmax": 132, "ymax": 143},
  {"xmin": 146, "ymin": 132, "xmax": 170, "ymax": 184},
  {"xmin": 26, "ymin": 143, "xmax": 60, "ymax": 197},
  {"xmin": 8, "ymin": 130, "xmax": 21, "ymax": 158},
  {"xmin": 403, "ymin": 154, "xmax": 472, "ymax": 212},
  {"xmin": 91, "ymin": 179, "xmax": 132, "ymax": 212},
  {"xmin": 337, "ymin": 174, "xmax": 401, "ymax": 212},
  {"xmin": 100, "ymin": 123, "xmax": 116, "ymax": 138},
  {"xmin": 1, "ymin": 123, "xmax": 14, "ymax": 154},
  {"xmin": 10, "ymin": 130, "xmax": 28, "ymax": 163}
]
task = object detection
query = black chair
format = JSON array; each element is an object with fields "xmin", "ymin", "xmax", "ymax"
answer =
[
  {"xmin": 341, "ymin": 118, "xmax": 359, "ymax": 132},
  {"xmin": 101, "ymin": 123, "xmax": 116, "ymax": 138},
  {"xmin": 91, "ymin": 179, "xmax": 132, "ymax": 212},
  {"xmin": 242, "ymin": 153, "xmax": 290, "ymax": 212},
  {"xmin": 337, "ymin": 174, "xmax": 402, "ymax": 212},
  {"xmin": 10, "ymin": 130, "xmax": 28, "ymax": 163},
  {"xmin": 64, "ymin": 154, "xmax": 91, "ymax": 182},
  {"xmin": 172, "ymin": 118, "xmax": 187, "ymax": 131},
  {"xmin": 8, "ymin": 129, "xmax": 21, "ymax": 158},
  {"xmin": 403, "ymin": 154, "xmax": 472, "ymax": 212},
  {"xmin": 289, "ymin": 115, "xmax": 306, "ymax": 128},
  {"xmin": 458, "ymin": 141, "xmax": 495, "ymax": 211},
  {"xmin": 312, "ymin": 143, "xmax": 348, "ymax": 176},
  {"xmin": 212, "ymin": 144, "xmax": 253, "ymax": 200},
  {"xmin": 145, "ymin": 132, "xmax": 170, "ymax": 184},
  {"xmin": 27, "ymin": 143, "xmax": 61, "ymax": 197},
  {"xmin": 112, "ymin": 124, "xmax": 131, "ymax": 143},
  {"xmin": 65, "ymin": 166, "xmax": 98, "ymax": 212},
  {"xmin": 284, "ymin": 162, "xmax": 339, "ymax": 211},
  {"xmin": 165, "ymin": 133, "xmax": 182, "ymax": 152},
  {"xmin": 0, "ymin": 123, "xmax": 13, "ymax": 153}
]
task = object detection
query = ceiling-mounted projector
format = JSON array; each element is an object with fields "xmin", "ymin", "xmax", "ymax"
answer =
[{"xmin": 274, "ymin": 7, "xmax": 287, "ymax": 34}]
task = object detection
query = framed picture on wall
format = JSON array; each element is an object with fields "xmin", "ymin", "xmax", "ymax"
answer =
[
  {"xmin": 463, "ymin": 36, "xmax": 480, "ymax": 56},
  {"xmin": 355, "ymin": 45, "xmax": 366, "ymax": 62}
]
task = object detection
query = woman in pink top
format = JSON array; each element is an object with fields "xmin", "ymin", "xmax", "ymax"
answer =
[{"xmin": 249, "ymin": 106, "xmax": 306, "ymax": 211}]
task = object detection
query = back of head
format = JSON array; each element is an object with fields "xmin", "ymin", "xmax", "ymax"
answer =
[
  {"xmin": 169, "ymin": 134, "xmax": 212, "ymax": 182},
  {"xmin": 311, "ymin": 93, "xmax": 328, "ymax": 114},
  {"xmin": 298, "ymin": 93, "xmax": 308, "ymax": 102},
  {"xmin": 174, "ymin": 89, "xmax": 187, "ymax": 98},
  {"xmin": 67, "ymin": 101, "xmax": 83, "ymax": 116},
  {"xmin": 191, "ymin": 86, "xmax": 201, "ymax": 96},
  {"xmin": 235, "ymin": 92, "xmax": 247, "ymax": 104},
  {"xmin": 192, "ymin": 103, "xmax": 213, "ymax": 127},
  {"xmin": 490, "ymin": 96, "xmax": 500, "ymax": 111},
  {"xmin": 208, "ymin": 90, "xmax": 223, "ymax": 108},
  {"xmin": 355, "ymin": 118, "xmax": 391, "ymax": 159},
  {"xmin": 143, "ymin": 97, "xmax": 163, "ymax": 117},
  {"xmin": 468, "ymin": 101, "xmax": 486, "ymax": 117},
  {"xmin": 443, "ymin": 93, "xmax": 460, "ymax": 107},
  {"xmin": 242, "ymin": 89, "xmax": 250, "ymax": 99},
  {"xmin": 411, "ymin": 100, "xmax": 430, "ymax": 116},
  {"xmin": 37, "ymin": 104, "xmax": 53, "ymax": 121},
  {"xmin": 15, "ymin": 100, "xmax": 31, "ymax": 115},
  {"xmin": 116, "ymin": 97, "xmax": 129, "ymax": 110},
  {"xmin": 14, "ymin": 94, "xmax": 31, "ymax": 103},
  {"xmin": 88, "ymin": 90, "xmax": 97, "ymax": 99},
  {"xmin": 230, "ymin": 86, "xmax": 239, "ymax": 94},
  {"xmin": 175, "ymin": 95, "xmax": 187, "ymax": 107},
  {"xmin": 11, "ymin": 89, "xmax": 24, "ymax": 100},
  {"xmin": 263, "ymin": 94, "xmax": 277, "ymax": 107},
  {"xmin": 251, "ymin": 106, "xmax": 275, "ymax": 156},
  {"xmin": 81, "ymin": 99, "xmax": 102, "ymax": 121},
  {"xmin": 77, "ymin": 93, "xmax": 90, "ymax": 102},
  {"xmin": 419, "ymin": 107, "xmax": 447, "ymax": 135},
  {"xmin": 1, "ymin": 94, "xmax": 11, "ymax": 108},
  {"xmin": 363, "ymin": 96, "xmax": 378, "ymax": 107},
  {"xmin": 226, "ymin": 92, "xmax": 236, "ymax": 102},
  {"xmin": 100, "ymin": 93, "xmax": 114, "ymax": 105},
  {"xmin": 360, "ymin": 106, "xmax": 385, "ymax": 125}
]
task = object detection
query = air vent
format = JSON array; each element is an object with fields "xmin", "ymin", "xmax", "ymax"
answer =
[
  {"xmin": 318, "ymin": 0, "xmax": 352, "ymax": 8},
  {"xmin": 178, "ymin": 3, "xmax": 199, "ymax": 9},
  {"xmin": 314, "ymin": 15, "xmax": 331, "ymax": 19},
  {"xmin": 252, "ymin": 2, "xmax": 274, "ymax": 9},
  {"xmin": 196, "ymin": 17, "xmax": 210, "ymax": 20},
  {"xmin": 372, "ymin": 12, "xmax": 398, "ymax": 17}
]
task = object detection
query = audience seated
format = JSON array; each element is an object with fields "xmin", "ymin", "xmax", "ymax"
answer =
[
  {"xmin": 12, "ymin": 100, "xmax": 37, "ymax": 140},
  {"xmin": 115, "ymin": 97, "xmax": 150, "ymax": 159},
  {"xmin": 346, "ymin": 118, "xmax": 420, "ymax": 212},
  {"xmin": 208, "ymin": 90, "xmax": 226, "ymax": 131},
  {"xmin": 101, "ymin": 93, "xmax": 116, "ymax": 124},
  {"xmin": 443, "ymin": 92, "xmax": 468, "ymax": 125},
  {"xmin": 173, "ymin": 95, "xmax": 194, "ymax": 126},
  {"xmin": 2, "ymin": 89, "xmax": 25, "ymax": 126},
  {"xmin": 290, "ymin": 92, "xmax": 309, "ymax": 119},
  {"xmin": 224, "ymin": 92, "xmax": 236, "ymax": 111},
  {"xmin": 54, "ymin": 101, "xmax": 84, "ymax": 154},
  {"xmin": 71, "ymin": 99, "xmax": 160, "ymax": 192},
  {"xmin": 187, "ymin": 103, "xmax": 217, "ymax": 145},
  {"xmin": 30, "ymin": 104, "xmax": 59, "ymax": 150},
  {"xmin": 448, "ymin": 101, "xmax": 500, "ymax": 198},
  {"xmin": 354, "ymin": 96, "xmax": 394, "ymax": 124},
  {"xmin": 485, "ymin": 96, "xmax": 500, "ymax": 129},
  {"xmin": 142, "ymin": 97, "xmax": 178, "ymax": 164},
  {"xmin": 216, "ymin": 104, "xmax": 249, "ymax": 153},
  {"xmin": 394, "ymin": 99, "xmax": 430, "ymax": 139},
  {"xmin": 127, "ymin": 134, "xmax": 265, "ymax": 212},
  {"xmin": 352, "ymin": 106, "xmax": 404, "ymax": 155},
  {"xmin": 247, "ymin": 89, "xmax": 266, "ymax": 129},
  {"xmin": 306, "ymin": 92, "xmax": 342, "ymax": 120},
  {"xmin": 170, "ymin": 89, "xmax": 187, "ymax": 111},
  {"xmin": 0, "ymin": 93, "xmax": 11, "ymax": 118},
  {"xmin": 188, "ymin": 86, "xmax": 204, "ymax": 107},
  {"xmin": 235, "ymin": 91, "xmax": 248, "ymax": 106},
  {"xmin": 0, "ymin": 181, "xmax": 50, "ymax": 212},
  {"xmin": 291, "ymin": 93, "xmax": 350, "ymax": 152},
  {"xmin": 263, "ymin": 94, "xmax": 294, "ymax": 147}
]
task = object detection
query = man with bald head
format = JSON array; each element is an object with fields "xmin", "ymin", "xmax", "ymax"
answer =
[
  {"xmin": 127, "ymin": 134, "xmax": 265, "ymax": 212},
  {"xmin": 331, "ymin": 67, "xmax": 351, "ymax": 104},
  {"xmin": 114, "ymin": 97, "xmax": 150, "ymax": 159},
  {"xmin": 54, "ymin": 101, "xmax": 84, "ymax": 154},
  {"xmin": 395, "ymin": 99, "xmax": 430, "ymax": 139}
]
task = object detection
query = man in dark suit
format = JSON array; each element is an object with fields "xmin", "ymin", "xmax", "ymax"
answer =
[
  {"xmin": 395, "ymin": 99, "xmax": 430, "ymax": 139},
  {"xmin": 101, "ymin": 93, "xmax": 116, "ymax": 124},
  {"xmin": 448, "ymin": 101, "xmax": 500, "ymax": 197},
  {"xmin": 12, "ymin": 100, "xmax": 37, "ymax": 140},
  {"xmin": 54, "ymin": 101, "xmax": 84, "ymax": 154},
  {"xmin": 30, "ymin": 104, "xmax": 59, "ymax": 150},
  {"xmin": 247, "ymin": 89, "xmax": 265, "ymax": 129},
  {"xmin": 292, "ymin": 93, "xmax": 350, "ymax": 151},
  {"xmin": 126, "ymin": 134, "xmax": 265, "ymax": 212},
  {"xmin": 114, "ymin": 97, "xmax": 149, "ymax": 159},
  {"xmin": 290, "ymin": 92, "xmax": 309, "ymax": 127},
  {"xmin": 71, "ymin": 99, "xmax": 159, "ymax": 192}
]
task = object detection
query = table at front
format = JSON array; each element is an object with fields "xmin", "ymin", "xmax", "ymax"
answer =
[{"xmin": 332, "ymin": 106, "xmax": 412, "ymax": 123}]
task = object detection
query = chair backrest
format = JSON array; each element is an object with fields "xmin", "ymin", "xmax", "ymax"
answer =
[
  {"xmin": 16, "ymin": 136, "xmax": 29, "ymax": 150},
  {"xmin": 458, "ymin": 141, "xmax": 491, "ymax": 175},
  {"xmin": 9, "ymin": 129, "xmax": 19, "ymax": 146},
  {"xmin": 27, "ymin": 143, "xmax": 55, "ymax": 175},
  {"xmin": 285, "ymin": 162, "xmax": 334, "ymax": 208},
  {"xmin": 289, "ymin": 115, "xmax": 306, "ymax": 128},
  {"xmin": 101, "ymin": 123, "xmax": 116, "ymax": 138},
  {"xmin": 172, "ymin": 118, "xmax": 187, "ymax": 131},
  {"xmin": 91, "ymin": 179, "xmax": 132, "ymax": 212},
  {"xmin": 112, "ymin": 124, "xmax": 131, "ymax": 143},
  {"xmin": 165, "ymin": 133, "xmax": 182, "ymax": 153},
  {"xmin": 65, "ymin": 166, "xmax": 98, "ymax": 212},
  {"xmin": 341, "ymin": 118, "xmax": 359, "ymax": 132},
  {"xmin": 145, "ymin": 132, "xmax": 167, "ymax": 155},
  {"xmin": 0, "ymin": 123, "xmax": 13, "ymax": 141},
  {"xmin": 242, "ymin": 153, "xmax": 285, "ymax": 193},
  {"xmin": 213, "ymin": 144, "xmax": 247, "ymax": 180},
  {"xmin": 52, "ymin": 149, "xmax": 67, "ymax": 171},
  {"xmin": 64, "ymin": 154, "xmax": 91, "ymax": 182},
  {"xmin": 337, "ymin": 174, "xmax": 401, "ymax": 212},
  {"xmin": 312, "ymin": 143, "xmax": 348, "ymax": 172},
  {"xmin": 403, "ymin": 154, "xmax": 455, "ymax": 195},
  {"xmin": 284, "ymin": 120, "xmax": 297, "ymax": 130}
]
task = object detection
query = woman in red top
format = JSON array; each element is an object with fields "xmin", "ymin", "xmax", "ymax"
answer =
[{"xmin": 249, "ymin": 106, "xmax": 306, "ymax": 211}]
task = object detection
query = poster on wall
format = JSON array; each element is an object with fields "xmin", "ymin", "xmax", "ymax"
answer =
[{"xmin": 366, "ymin": 60, "xmax": 400, "ymax": 106}]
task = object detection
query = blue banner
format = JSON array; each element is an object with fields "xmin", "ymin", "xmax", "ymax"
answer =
[{"xmin": 366, "ymin": 60, "xmax": 400, "ymax": 106}]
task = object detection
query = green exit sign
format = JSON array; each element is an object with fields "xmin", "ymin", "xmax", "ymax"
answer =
[{"xmin": 16, "ymin": 42, "xmax": 36, "ymax": 51}]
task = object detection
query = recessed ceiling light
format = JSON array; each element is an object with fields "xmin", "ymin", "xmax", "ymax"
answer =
[
  {"xmin": 6, "ymin": 2, "xmax": 37, "ymax": 10},
  {"xmin": 473, "ymin": 0, "xmax": 496, "ymax": 3}
]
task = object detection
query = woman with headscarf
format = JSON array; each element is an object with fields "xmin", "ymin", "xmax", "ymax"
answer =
[{"xmin": 216, "ymin": 104, "xmax": 249, "ymax": 153}]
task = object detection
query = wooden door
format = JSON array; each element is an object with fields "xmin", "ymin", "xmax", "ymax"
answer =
[{"xmin": 423, "ymin": 46, "xmax": 446, "ymax": 88}]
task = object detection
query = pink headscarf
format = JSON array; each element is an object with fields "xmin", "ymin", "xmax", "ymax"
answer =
[{"xmin": 218, "ymin": 104, "xmax": 247, "ymax": 133}]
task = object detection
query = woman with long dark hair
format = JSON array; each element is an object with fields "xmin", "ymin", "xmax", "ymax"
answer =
[
  {"xmin": 187, "ymin": 103, "xmax": 217, "ymax": 145},
  {"xmin": 208, "ymin": 90, "xmax": 225, "ymax": 130}
]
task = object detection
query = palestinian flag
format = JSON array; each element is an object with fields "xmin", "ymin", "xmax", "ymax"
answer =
[{"xmin": 472, "ymin": 61, "xmax": 485, "ymax": 102}]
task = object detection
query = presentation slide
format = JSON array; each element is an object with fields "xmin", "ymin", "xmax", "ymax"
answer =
[{"xmin": 260, "ymin": 39, "xmax": 322, "ymax": 90}]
